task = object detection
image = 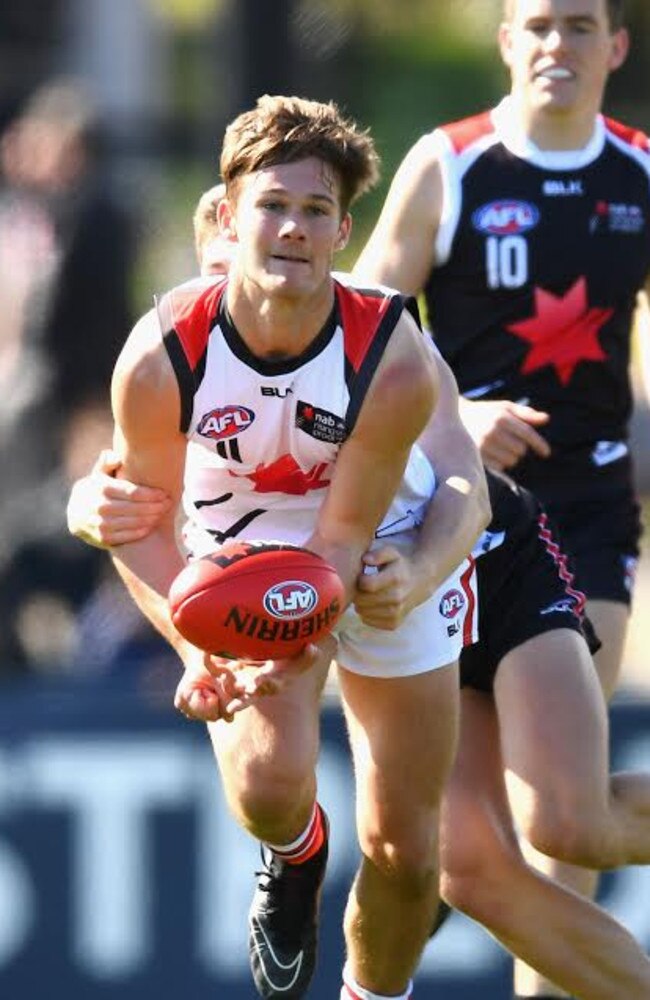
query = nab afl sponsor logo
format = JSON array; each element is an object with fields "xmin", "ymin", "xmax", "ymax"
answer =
[
  {"xmin": 590, "ymin": 201, "xmax": 645, "ymax": 235},
  {"xmin": 197, "ymin": 405, "xmax": 255, "ymax": 441},
  {"xmin": 296, "ymin": 400, "xmax": 346, "ymax": 444},
  {"xmin": 472, "ymin": 200, "xmax": 539, "ymax": 236},
  {"xmin": 263, "ymin": 580, "xmax": 319, "ymax": 620},
  {"xmin": 439, "ymin": 588, "xmax": 465, "ymax": 619}
]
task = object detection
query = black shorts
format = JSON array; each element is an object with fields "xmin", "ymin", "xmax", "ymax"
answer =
[
  {"xmin": 542, "ymin": 492, "xmax": 642, "ymax": 606},
  {"xmin": 460, "ymin": 473, "xmax": 600, "ymax": 694},
  {"xmin": 515, "ymin": 449, "xmax": 642, "ymax": 606}
]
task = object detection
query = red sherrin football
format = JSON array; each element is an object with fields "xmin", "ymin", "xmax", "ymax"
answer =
[{"xmin": 168, "ymin": 540, "xmax": 345, "ymax": 660}]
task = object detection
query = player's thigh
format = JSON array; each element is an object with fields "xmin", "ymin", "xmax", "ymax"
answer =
[
  {"xmin": 495, "ymin": 629, "xmax": 610, "ymax": 824},
  {"xmin": 207, "ymin": 652, "xmax": 331, "ymax": 798},
  {"xmin": 441, "ymin": 688, "xmax": 520, "ymax": 883},
  {"xmin": 587, "ymin": 598, "xmax": 630, "ymax": 699},
  {"xmin": 338, "ymin": 661, "xmax": 459, "ymax": 848},
  {"xmin": 548, "ymin": 491, "xmax": 639, "ymax": 696}
]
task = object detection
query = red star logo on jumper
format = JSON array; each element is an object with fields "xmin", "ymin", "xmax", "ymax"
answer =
[{"xmin": 506, "ymin": 277, "xmax": 613, "ymax": 386}]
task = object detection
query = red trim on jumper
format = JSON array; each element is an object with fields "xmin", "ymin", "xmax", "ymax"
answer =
[
  {"xmin": 336, "ymin": 283, "xmax": 392, "ymax": 374},
  {"xmin": 169, "ymin": 278, "xmax": 227, "ymax": 373},
  {"xmin": 537, "ymin": 512, "xmax": 586, "ymax": 619},
  {"xmin": 460, "ymin": 555, "xmax": 477, "ymax": 646},
  {"xmin": 440, "ymin": 110, "xmax": 494, "ymax": 154},
  {"xmin": 604, "ymin": 116, "xmax": 650, "ymax": 152}
]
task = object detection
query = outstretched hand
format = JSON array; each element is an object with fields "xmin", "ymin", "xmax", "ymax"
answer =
[
  {"xmin": 459, "ymin": 398, "xmax": 550, "ymax": 471},
  {"xmin": 174, "ymin": 638, "xmax": 334, "ymax": 723},
  {"xmin": 174, "ymin": 654, "xmax": 244, "ymax": 723}
]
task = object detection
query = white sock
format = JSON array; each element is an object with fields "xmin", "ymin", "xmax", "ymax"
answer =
[
  {"xmin": 341, "ymin": 963, "xmax": 413, "ymax": 999},
  {"xmin": 264, "ymin": 802, "xmax": 324, "ymax": 864}
]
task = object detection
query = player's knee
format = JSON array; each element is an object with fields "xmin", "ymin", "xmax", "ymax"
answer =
[
  {"xmin": 227, "ymin": 760, "xmax": 314, "ymax": 831},
  {"xmin": 522, "ymin": 806, "xmax": 612, "ymax": 868},
  {"xmin": 441, "ymin": 842, "xmax": 500, "ymax": 911},
  {"xmin": 442, "ymin": 872, "xmax": 500, "ymax": 924},
  {"xmin": 441, "ymin": 848, "xmax": 521, "ymax": 925},
  {"xmin": 361, "ymin": 828, "xmax": 438, "ymax": 896}
]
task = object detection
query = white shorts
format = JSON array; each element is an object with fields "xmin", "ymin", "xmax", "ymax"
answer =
[{"xmin": 334, "ymin": 556, "xmax": 478, "ymax": 679}]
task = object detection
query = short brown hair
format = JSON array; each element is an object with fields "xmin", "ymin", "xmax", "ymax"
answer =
[
  {"xmin": 192, "ymin": 183, "xmax": 223, "ymax": 257},
  {"xmin": 503, "ymin": 0, "xmax": 624, "ymax": 30},
  {"xmin": 220, "ymin": 94, "xmax": 380, "ymax": 215}
]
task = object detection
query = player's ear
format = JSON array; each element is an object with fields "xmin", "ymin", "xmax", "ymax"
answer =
[
  {"xmin": 217, "ymin": 196, "xmax": 238, "ymax": 243},
  {"xmin": 335, "ymin": 213, "xmax": 352, "ymax": 252},
  {"xmin": 497, "ymin": 21, "xmax": 513, "ymax": 69},
  {"xmin": 608, "ymin": 27, "xmax": 629, "ymax": 73}
]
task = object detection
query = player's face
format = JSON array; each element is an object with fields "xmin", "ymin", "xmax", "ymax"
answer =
[
  {"xmin": 499, "ymin": 0, "xmax": 628, "ymax": 125},
  {"xmin": 220, "ymin": 157, "xmax": 351, "ymax": 302},
  {"xmin": 200, "ymin": 236, "xmax": 237, "ymax": 277}
]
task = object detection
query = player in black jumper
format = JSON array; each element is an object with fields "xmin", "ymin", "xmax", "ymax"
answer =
[{"xmin": 354, "ymin": 1, "xmax": 650, "ymax": 996}]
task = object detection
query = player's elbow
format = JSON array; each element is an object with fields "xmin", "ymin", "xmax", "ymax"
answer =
[
  {"xmin": 474, "ymin": 465, "xmax": 492, "ymax": 532},
  {"xmin": 457, "ymin": 440, "xmax": 491, "ymax": 535},
  {"xmin": 442, "ymin": 461, "xmax": 491, "ymax": 540}
]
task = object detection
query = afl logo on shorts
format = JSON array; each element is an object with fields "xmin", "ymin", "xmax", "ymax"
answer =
[
  {"xmin": 439, "ymin": 588, "xmax": 466, "ymax": 619},
  {"xmin": 472, "ymin": 200, "xmax": 539, "ymax": 236},
  {"xmin": 197, "ymin": 405, "xmax": 255, "ymax": 441},
  {"xmin": 263, "ymin": 581, "xmax": 318, "ymax": 620}
]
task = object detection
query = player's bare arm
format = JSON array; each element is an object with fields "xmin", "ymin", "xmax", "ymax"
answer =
[
  {"xmin": 352, "ymin": 143, "xmax": 491, "ymax": 626},
  {"xmin": 356, "ymin": 349, "xmax": 490, "ymax": 630},
  {"xmin": 66, "ymin": 448, "xmax": 172, "ymax": 549},
  {"xmin": 109, "ymin": 311, "xmax": 248, "ymax": 721},
  {"xmin": 415, "ymin": 352, "xmax": 490, "ymax": 574},
  {"xmin": 307, "ymin": 309, "xmax": 437, "ymax": 598},
  {"xmin": 353, "ymin": 136, "xmax": 442, "ymax": 295},
  {"xmin": 109, "ymin": 309, "xmax": 189, "ymax": 636}
]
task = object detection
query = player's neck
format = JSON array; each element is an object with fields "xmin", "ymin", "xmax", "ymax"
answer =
[
  {"xmin": 227, "ymin": 273, "xmax": 335, "ymax": 360},
  {"xmin": 510, "ymin": 92, "xmax": 600, "ymax": 152}
]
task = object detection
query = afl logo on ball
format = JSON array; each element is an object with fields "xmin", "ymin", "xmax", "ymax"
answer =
[
  {"xmin": 439, "ymin": 589, "xmax": 465, "ymax": 619},
  {"xmin": 263, "ymin": 580, "xmax": 319, "ymax": 620}
]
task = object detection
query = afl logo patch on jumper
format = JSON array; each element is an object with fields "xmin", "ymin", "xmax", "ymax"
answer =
[
  {"xmin": 439, "ymin": 588, "xmax": 466, "ymax": 619},
  {"xmin": 263, "ymin": 581, "xmax": 319, "ymax": 620},
  {"xmin": 197, "ymin": 405, "xmax": 255, "ymax": 441},
  {"xmin": 472, "ymin": 200, "xmax": 540, "ymax": 236}
]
